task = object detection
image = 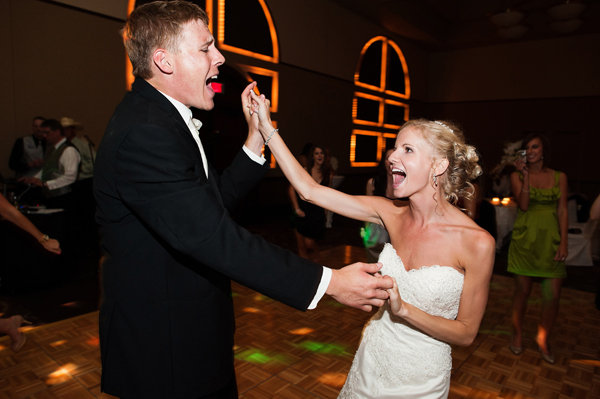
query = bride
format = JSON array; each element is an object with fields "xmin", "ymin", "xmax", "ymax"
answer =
[{"xmin": 247, "ymin": 91, "xmax": 495, "ymax": 398}]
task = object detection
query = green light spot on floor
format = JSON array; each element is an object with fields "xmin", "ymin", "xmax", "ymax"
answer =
[
  {"xmin": 248, "ymin": 352, "xmax": 270, "ymax": 363},
  {"xmin": 235, "ymin": 348, "xmax": 289, "ymax": 365},
  {"xmin": 297, "ymin": 341, "xmax": 350, "ymax": 356}
]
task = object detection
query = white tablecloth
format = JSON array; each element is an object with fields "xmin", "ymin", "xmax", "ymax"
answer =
[
  {"xmin": 491, "ymin": 200, "xmax": 596, "ymax": 266},
  {"xmin": 492, "ymin": 202, "xmax": 518, "ymax": 252}
]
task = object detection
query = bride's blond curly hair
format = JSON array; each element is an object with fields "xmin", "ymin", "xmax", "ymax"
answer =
[{"xmin": 400, "ymin": 119, "xmax": 482, "ymax": 205}]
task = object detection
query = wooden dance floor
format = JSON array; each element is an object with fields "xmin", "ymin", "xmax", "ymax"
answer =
[{"xmin": 0, "ymin": 245, "xmax": 599, "ymax": 398}]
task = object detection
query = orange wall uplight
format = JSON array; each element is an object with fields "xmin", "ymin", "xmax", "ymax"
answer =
[{"xmin": 125, "ymin": 0, "xmax": 135, "ymax": 90}]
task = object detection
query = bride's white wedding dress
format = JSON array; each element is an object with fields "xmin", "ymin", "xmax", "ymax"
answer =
[{"xmin": 338, "ymin": 243, "xmax": 464, "ymax": 399}]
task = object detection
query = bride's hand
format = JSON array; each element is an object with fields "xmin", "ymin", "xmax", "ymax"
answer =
[
  {"xmin": 249, "ymin": 89, "xmax": 275, "ymax": 139},
  {"xmin": 241, "ymin": 82, "xmax": 265, "ymax": 153},
  {"xmin": 388, "ymin": 279, "xmax": 407, "ymax": 317}
]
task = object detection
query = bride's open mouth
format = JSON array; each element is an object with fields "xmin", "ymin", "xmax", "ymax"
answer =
[{"xmin": 392, "ymin": 167, "xmax": 406, "ymax": 187}]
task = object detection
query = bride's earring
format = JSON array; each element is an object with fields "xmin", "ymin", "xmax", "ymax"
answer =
[{"xmin": 433, "ymin": 175, "xmax": 438, "ymax": 187}]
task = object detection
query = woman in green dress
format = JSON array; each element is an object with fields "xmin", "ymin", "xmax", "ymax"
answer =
[{"xmin": 507, "ymin": 133, "xmax": 568, "ymax": 364}]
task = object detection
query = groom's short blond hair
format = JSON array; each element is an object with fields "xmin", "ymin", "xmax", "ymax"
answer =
[{"xmin": 122, "ymin": 0, "xmax": 209, "ymax": 79}]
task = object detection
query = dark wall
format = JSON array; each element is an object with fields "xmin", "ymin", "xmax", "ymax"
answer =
[
  {"xmin": 1, "ymin": 0, "xmax": 125, "ymax": 178},
  {"xmin": 428, "ymin": 96, "xmax": 599, "ymax": 199}
]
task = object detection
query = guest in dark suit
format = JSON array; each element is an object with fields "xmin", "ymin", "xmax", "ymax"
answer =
[
  {"xmin": 8, "ymin": 116, "xmax": 46, "ymax": 178},
  {"xmin": 93, "ymin": 2, "xmax": 392, "ymax": 398}
]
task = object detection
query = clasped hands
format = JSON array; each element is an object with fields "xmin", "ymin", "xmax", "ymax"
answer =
[
  {"xmin": 241, "ymin": 82, "xmax": 275, "ymax": 136},
  {"xmin": 327, "ymin": 261, "xmax": 401, "ymax": 313}
]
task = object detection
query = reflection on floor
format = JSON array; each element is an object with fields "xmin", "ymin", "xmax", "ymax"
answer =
[{"xmin": 1, "ymin": 244, "xmax": 599, "ymax": 398}]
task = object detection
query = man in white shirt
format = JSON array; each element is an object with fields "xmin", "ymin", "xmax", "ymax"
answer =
[{"xmin": 20, "ymin": 119, "xmax": 80, "ymax": 209}]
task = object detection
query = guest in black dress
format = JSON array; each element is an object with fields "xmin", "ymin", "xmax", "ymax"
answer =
[{"xmin": 289, "ymin": 145, "xmax": 333, "ymax": 261}]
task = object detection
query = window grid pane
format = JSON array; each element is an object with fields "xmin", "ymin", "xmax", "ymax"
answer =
[{"xmin": 352, "ymin": 36, "xmax": 410, "ymax": 167}]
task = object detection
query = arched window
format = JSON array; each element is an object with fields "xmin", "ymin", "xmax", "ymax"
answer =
[
  {"xmin": 350, "ymin": 37, "xmax": 410, "ymax": 167},
  {"xmin": 217, "ymin": 0, "xmax": 279, "ymax": 111},
  {"xmin": 217, "ymin": 0, "xmax": 279, "ymax": 167}
]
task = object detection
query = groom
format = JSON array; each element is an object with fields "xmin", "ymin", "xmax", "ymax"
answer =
[{"xmin": 93, "ymin": 1, "xmax": 393, "ymax": 398}]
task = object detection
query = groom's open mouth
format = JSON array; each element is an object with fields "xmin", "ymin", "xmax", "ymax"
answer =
[
  {"xmin": 391, "ymin": 167, "xmax": 406, "ymax": 187},
  {"xmin": 207, "ymin": 75, "xmax": 219, "ymax": 92}
]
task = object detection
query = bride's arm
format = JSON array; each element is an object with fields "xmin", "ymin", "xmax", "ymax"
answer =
[
  {"xmin": 388, "ymin": 229, "xmax": 495, "ymax": 346},
  {"xmin": 249, "ymin": 91, "xmax": 383, "ymax": 225}
]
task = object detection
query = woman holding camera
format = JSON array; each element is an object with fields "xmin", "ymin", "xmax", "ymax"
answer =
[{"xmin": 508, "ymin": 133, "xmax": 568, "ymax": 364}]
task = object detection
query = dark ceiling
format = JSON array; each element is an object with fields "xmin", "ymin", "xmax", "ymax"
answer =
[{"xmin": 330, "ymin": 0, "xmax": 600, "ymax": 50}]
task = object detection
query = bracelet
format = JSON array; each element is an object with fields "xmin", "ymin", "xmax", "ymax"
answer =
[
  {"xmin": 38, "ymin": 234, "xmax": 50, "ymax": 243},
  {"xmin": 265, "ymin": 128, "xmax": 279, "ymax": 146}
]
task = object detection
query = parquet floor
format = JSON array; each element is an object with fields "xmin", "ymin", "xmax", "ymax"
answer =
[{"xmin": 1, "ymin": 245, "xmax": 599, "ymax": 398}]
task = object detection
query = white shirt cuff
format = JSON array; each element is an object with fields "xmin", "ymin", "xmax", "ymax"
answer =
[
  {"xmin": 307, "ymin": 266, "xmax": 332, "ymax": 310},
  {"xmin": 242, "ymin": 145, "xmax": 266, "ymax": 165}
]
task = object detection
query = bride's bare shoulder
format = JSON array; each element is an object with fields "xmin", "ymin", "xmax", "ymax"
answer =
[
  {"xmin": 445, "ymin": 208, "xmax": 495, "ymax": 257},
  {"xmin": 458, "ymin": 223, "xmax": 495, "ymax": 271}
]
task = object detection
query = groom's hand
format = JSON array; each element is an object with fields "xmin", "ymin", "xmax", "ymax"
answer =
[
  {"xmin": 326, "ymin": 262, "xmax": 393, "ymax": 312},
  {"xmin": 241, "ymin": 82, "xmax": 264, "ymax": 156}
]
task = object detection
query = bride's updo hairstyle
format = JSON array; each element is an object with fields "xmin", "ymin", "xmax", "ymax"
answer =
[{"xmin": 400, "ymin": 119, "xmax": 482, "ymax": 205}]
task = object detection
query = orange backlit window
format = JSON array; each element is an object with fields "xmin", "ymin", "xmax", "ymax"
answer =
[{"xmin": 351, "ymin": 37, "xmax": 410, "ymax": 167}]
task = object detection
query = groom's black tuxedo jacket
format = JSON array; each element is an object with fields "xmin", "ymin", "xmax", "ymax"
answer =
[{"xmin": 94, "ymin": 78, "xmax": 323, "ymax": 398}]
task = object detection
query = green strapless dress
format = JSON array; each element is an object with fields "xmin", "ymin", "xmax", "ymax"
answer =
[{"xmin": 507, "ymin": 171, "xmax": 566, "ymax": 278}]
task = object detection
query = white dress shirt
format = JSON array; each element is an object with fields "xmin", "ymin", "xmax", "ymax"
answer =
[{"xmin": 35, "ymin": 137, "xmax": 81, "ymax": 190}]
